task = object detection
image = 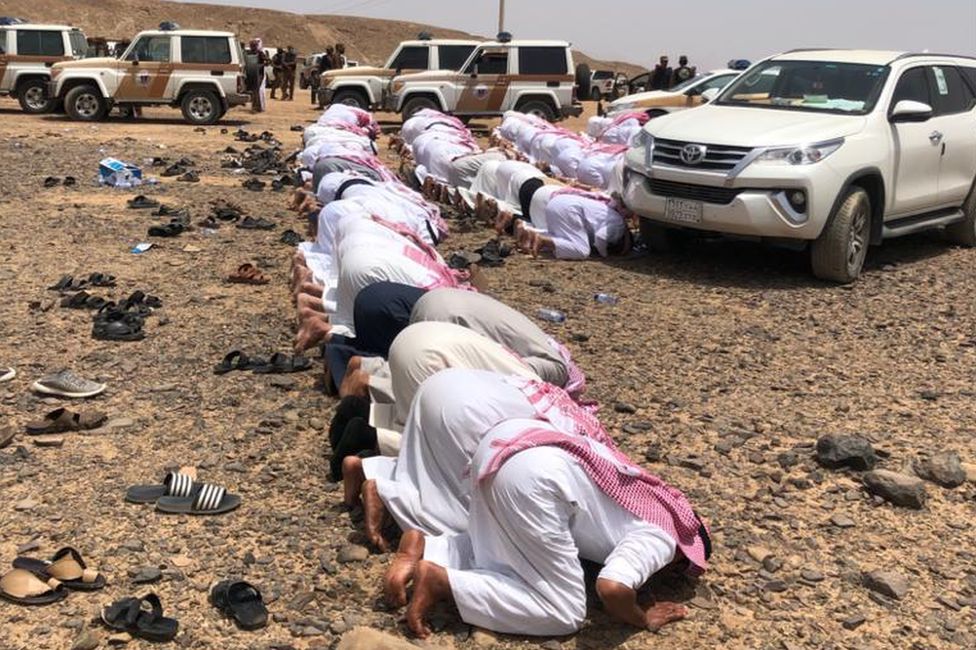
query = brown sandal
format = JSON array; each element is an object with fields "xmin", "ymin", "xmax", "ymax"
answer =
[
  {"xmin": 13, "ymin": 547, "xmax": 106, "ymax": 591},
  {"xmin": 0, "ymin": 568, "xmax": 68, "ymax": 605},
  {"xmin": 227, "ymin": 263, "xmax": 269, "ymax": 285},
  {"xmin": 25, "ymin": 408, "xmax": 107, "ymax": 435}
]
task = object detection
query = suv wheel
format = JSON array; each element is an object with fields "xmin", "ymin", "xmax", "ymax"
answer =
[
  {"xmin": 64, "ymin": 84, "xmax": 108, "ymax": 121},
  {"xmin": 639, "ymin": 219, "xmax": 687, "ymax": 253},
  {"xmin": 811, "ymin": 187, "xmax": 871, "ymax": 283},
  {"xmin": 332, "ymin": 89, "xmax": 368, "ymax": 110},
  {"xmin": 18, "ymin": 79, "xmax": 54, "ymax": 114},
  {"xmin": 181, "ymin": 89, "xmax": 221, "ymax": 125},
  {"xmin": 401, "ymin": 96, "xmax": 438, "ymax": 121},
  {"xmin": 517, "ymin": 99, "xmax": 556, "ymax": 122},
  {"xmin": 944, "ymin": 179, "xmax": 976, "ymax": 247}
]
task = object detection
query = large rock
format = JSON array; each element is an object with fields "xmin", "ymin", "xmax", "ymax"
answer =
[
  {"xmin": 863, "ymin": 570, "xmax": 910, "ymax": 600},
  {"xmin": 337, "ymin": 627, "xmax": 420, "ymax": 650},
  {"xmin": 815, "ymin": 435, "xmax": 878, "ymax": 470},
  {"xmin": 914, "ymin": 451, "xmax": 967, "ymax": 488},
  {"xmin": 863, "ymin": 470, "xmax": 927, "ymax": 508}
]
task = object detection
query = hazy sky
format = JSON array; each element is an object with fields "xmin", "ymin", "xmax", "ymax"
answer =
[{"xmin": 182, "ymin": 0, "xmax": 976, "ymax": 69}]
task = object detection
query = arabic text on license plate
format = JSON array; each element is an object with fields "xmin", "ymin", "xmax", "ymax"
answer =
[{"xmin": 665, "ymin": 198, "xmax": 703, "ymax": 224}]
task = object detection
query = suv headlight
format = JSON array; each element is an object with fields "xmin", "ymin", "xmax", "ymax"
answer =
[
  {"xmin": 391, "ymin": 80, "xmax": 405, "ymax": 94},
  {"xmin": 754, "ymin": 138, "xmax": 844, "ymax": 166},
  {"xmin": 630, "ymin": 129, "xmax": 654, "ymax": 149}
]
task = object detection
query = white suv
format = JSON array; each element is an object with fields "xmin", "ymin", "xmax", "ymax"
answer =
[
  {"xmin": 0, "ymin": 23, "xmax": 88, "ymax": 113},
  {"xmin": 623, "ymin": 50, "xmax": 976, "ymax": 282},
  {"xmin": 49, "ymin": 28, "xmax": 249, "ymax": 124},
  {"xmin": 317, "ymin": 39, "xmax": 480, "ymax": 110},
  {"xmin": 389, "ymin": 39, "xmax": 584, "ymax": 122}
]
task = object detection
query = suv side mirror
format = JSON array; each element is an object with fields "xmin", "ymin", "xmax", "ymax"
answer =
[
  {"xmin": 889, "ymin": 99, "xmax": 933, "ymax": 123},
  {"xmin": 701, "ymin": 87, "xmax": 720, "ymax": 103}
]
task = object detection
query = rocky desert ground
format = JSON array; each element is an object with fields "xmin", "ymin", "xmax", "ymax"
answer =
[{"xmin": 0, "ymin": 95, "xmax": 974, "ymax": 650}]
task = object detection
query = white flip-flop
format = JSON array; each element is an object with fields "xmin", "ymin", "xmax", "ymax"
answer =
[{"xmin": 0, "ymin": 368, "xmax": 15, "ymax": 383}]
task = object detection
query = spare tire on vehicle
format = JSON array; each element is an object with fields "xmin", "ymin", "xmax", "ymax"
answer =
[{"xmin": 575, "ymin": 63, "xmax": 591, "ymax": 98}]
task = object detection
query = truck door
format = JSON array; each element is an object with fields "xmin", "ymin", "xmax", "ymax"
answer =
[
  {"xmin": 117, "ymin": 35, "xmax": 174, "ymax": 102},
  {"xmin": 457, "ymin": 47, "xmax": 509, "ymax": 114}
]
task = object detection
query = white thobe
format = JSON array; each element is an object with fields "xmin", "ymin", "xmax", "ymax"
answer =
[
  {"xmin": 317, "ymin": 104, "xmax": 373, "ymax": 128},
  {"xmin": 495, "ymin": 160, "xmax": 546, "ymax": 208},
  {"xmin": 424, "ymin": 418, "xmax": 677, "ymax": 636},
  {"xmin": 543, "ymin": 192, "xmax": 628, "ymax": 260},
  {"xmin": 300, "ymin": 138, "xmax": 374, "ymax": 168},
  {"xmin": 362, "ymin": 369, "xmax": 540, "ymax": 535},
  {"xmin": 576, "ymin": 148, "xmax": 624, "ymax": 190}
]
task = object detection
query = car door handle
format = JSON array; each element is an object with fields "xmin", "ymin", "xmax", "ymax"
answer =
[{"xmin": 929, "ymin": 131, "xmax": 944, "ymax": 144}]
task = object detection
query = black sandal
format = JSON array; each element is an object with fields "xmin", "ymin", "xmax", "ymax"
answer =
[
  {"xmin": 148, "ymin": 223, "xmax": 185, "ymax": 237},
  {"xmin": 87, "ymin": 273, "xmax": 117, "ymax": 287},
  {"xmin": 101, "ymin": 593, "xmax": 179, "ymax": 642},
  {"xmin": 209, "ymin": 580, "xmax": 268, "ymax": 630},
  {"xmin": 127, "ymin": 195, "xmax": 160, "ymax": 210},
  {"xmin": 251, "ymin": 352, "xmax": 312, "ymax": 374},
  {"xmin": 237, "ymin": 216, "xmax": 276, "ymax": 230},
  {"xmin": 242, "ymin": 178, "xmax": 266, "ymax": 192},
  {"xmin": 213, "ymin": 351, "xmax": 264, "ymax": 375},
  {"xmin": 92, "ymin": 319, "xmax": 145, "ymax": 342}
]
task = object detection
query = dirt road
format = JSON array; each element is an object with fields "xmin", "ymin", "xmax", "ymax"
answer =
[{"xmin": 0, "ymin": 97, "xmax": 973, "ymax": 649}]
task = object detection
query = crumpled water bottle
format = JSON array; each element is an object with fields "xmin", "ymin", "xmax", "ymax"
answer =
[
  {"xmin": 594, "ymin": 293, "xmax": 619, "ymax": 305},
  {"xmin": 537, "ymin": 308, "xmax": 566, "ymax": 323}
]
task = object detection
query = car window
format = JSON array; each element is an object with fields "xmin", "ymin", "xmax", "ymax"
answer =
[
  {"xmin": 16, "ymin": 30, "xmax": 65, "ymax": 56},
  {"xmin": 127, "ymin": 35, "xmax": 171, "ymax": 63},
  {"xmin": 390, "ymin": 46, "xmax": 429, "ymax": 71},
  {"xmin": 519, "ymin": 47, "xmax": 567, "ymax": 75},
  {"xmin": 68, "ymin": 31, "xmax": 88, "ymax": 57},
  {"xmin": 719, "ymin": 60, "xmax": 889, "ymax": 114},
  {"xmin": 592, "ymin": 71, "xmax": 613, "ymax": 80},
  {"xmin": 928, "ymin": 65, "xmax": 975, "ymax": 115},
  {"xmin": 465, "ymin": 50, "xmax": 508, "ymax": 75},
  {"xmin": 700, "ymin": 73, "xmax": 737, "ymax": 92},
  {"xmin": 891, "ymin": 67, "xmax": 930, "ymax": 107},
  {"xmin": 181, "ymin": 36, "xmax": 231, "ymax": 64},
  {"xmin": 438, "ymin": 45, "xmax": 475, "ymax": 71},
  {"xmin": 960, "ymin": 66, "xmax": 976, "ymax": 94}
]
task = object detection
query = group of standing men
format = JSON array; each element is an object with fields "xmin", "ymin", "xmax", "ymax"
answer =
[
  {"xmin": 269, "ymin": 46, "xmax": 299, "ymax": 101},
  {"xmin": 649, "ymin": 54, "xmax": 696, "ymax": 90}
]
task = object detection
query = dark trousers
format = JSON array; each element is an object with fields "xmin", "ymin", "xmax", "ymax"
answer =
[{"xmin": 324, "ymin": 282, "xmax": 427, "ymax": 388}]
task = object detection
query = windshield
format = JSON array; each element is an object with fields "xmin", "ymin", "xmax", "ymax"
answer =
[
  {"xmin": 717, "ymin": 60, "xmax": 890, "ymax": 115},
  {"xmin": 69, "ymin": 31, "xmax": 88, "ymax": 57}
]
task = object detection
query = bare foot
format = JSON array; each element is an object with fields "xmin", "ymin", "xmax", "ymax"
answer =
[
  {"xmin": 406, "ymin": 560, "xmax": 451, "ymax": 639},
  {"xmin": 294, "ymin": 317, "xmax": 331, "ymax": 352},
  {"xmin": 362, "ymin": 479, "xmax": 391, "ymax": 552},
  {"xmin": 495, "ymin": 210, "xmax": 514, "ymax": 235},
  {"xmin": 644, "ymin": 601, "xmax": 687, "ymax": 632},
  {"xmin": 347, "ymin": 355, "xmax": 363, "ymax": 372},
  {"xmin": 342, "ymin": 456, "xmax": 365, "ymax": 507},
  {"xmin": 339, "ymin": 369, "xmax": 370, "ymax": 398},
  {"xmin": 296, "ymin": 291, "xmax": 326, "ymax": 313},
  {"xmin": 384, "ymin": 530, "xmax": 424, "ymax": 606}
]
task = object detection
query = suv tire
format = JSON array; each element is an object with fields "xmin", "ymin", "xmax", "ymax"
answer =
[
  {"xmin": 811, "ymin": 187, "xmax": 871, "ymax": 283},
  {"xmin": 590, "ymin": 88, "xmax": 602, "ymax": 102},
  {"xmin": 332, "ymin": 89, "xmax": 368, "ymax": 110},
  {"xmin": 517, "ymin": 99, "xmax": 556, "ymax": 122},
  {"xmin": 944, "ymin": 179, "xmax": 976, "ymax": 247},
  {"xmin": 17, "ymin": 78, "xmax": 54, "ymax": 114},
  {"xmin": 64, "ymin": 84, "xmax": 108, "ymax": 122},
  {"xmin": 639, "ymin": 219, "xmax": 686, "ymax": 253},
  {"xmin": 575, "ymin": 63, "xmax": 591, "ymax": 96},
  {"xmin": 402, "ymin": 95, "xmax": 439, "ymax": 121},
  {"xmin": 181, "ymin": 89, "xmax": 222, "ymax": 125}
]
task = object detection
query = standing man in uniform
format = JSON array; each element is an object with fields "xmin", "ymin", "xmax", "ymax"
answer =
[
  {"xmin": 649, "ymin": 55, "xmax": 673, "ymax": 90},
  {"xmin": 283, "ymin": 45, "xmax": 298, "ymax": 101},
  {"xmin": 270, "ymin": 48, "xmax": 284, "ymax": 100},
  {"xmin": 673, "ymin": 55, "xmax": 695, "ymax": 85}
]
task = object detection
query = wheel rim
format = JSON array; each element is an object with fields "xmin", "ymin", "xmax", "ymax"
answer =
[
  {"xmin": 188, "ymin": 96, "xmax": 214, "ymax": 120},
  {"xmin": 74, "ymin": 93, "xmax": 100, "ymax": 118},
  {"xmin": 340, "ymin": 97, "xmax": 361, "ymax": 108},
  {"xmin": 24, "ymin": 86, "xmax": 49, "ymax": 110},
  {"xmin": 847, "ymin": 200, "xmax": 869, "ymax": 273}
]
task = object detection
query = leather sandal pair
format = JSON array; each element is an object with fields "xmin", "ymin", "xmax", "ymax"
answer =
[
  {"xmin": 25, "ymin": 407, "xmax": 107, "ymax": 434},
  {"xmin": 227, "ymin": 263, "xmax": 269, "ymax": 285},
  {"xmin": 0, "ymin": 547, "xmax": 105, "ymax": 606}
]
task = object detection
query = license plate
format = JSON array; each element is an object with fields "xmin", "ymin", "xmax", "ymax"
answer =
[{"xmin": 664, "ymin": 198, "xmax": 703, "ymax": 224}]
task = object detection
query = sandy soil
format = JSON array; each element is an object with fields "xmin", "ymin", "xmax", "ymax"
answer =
[{"xmin": 0, "ymin": 96, "xmax": 974, "ymax": 650}]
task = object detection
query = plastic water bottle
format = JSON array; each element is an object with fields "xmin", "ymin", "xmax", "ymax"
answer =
[
  {"xmin": 594, "ymin": 293, "xmax": 619, "ymax": 305},
  {"xmin": 537, "ymin": 308, "xmax": 566, "ymax": 323}
]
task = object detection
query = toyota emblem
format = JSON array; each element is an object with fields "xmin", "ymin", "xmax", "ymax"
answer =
[{"xmin": 680, "ymin": 144, "xmax": 707, "ymax": 165}]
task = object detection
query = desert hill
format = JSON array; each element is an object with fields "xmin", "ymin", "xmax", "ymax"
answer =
[{"xmin": 0, "ymin": 0, "xmax": 645, "ymax": 76}]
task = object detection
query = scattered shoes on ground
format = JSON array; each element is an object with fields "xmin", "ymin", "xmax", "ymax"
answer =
[
  {"xmin": 210, "ymin": 580, "xmax": 268, "ymax": 630},
  {"xmin": 101, "ymin": 593, "xmax": 179, "ymax": 642},
  {"xmin": 127, "ymin": 195, "xmax": 160, "ymax": 210},
  {"xmin": 227, "ymin": 263, "xmax": 270, "ymax": 285},
  {"xmin": 242, "ymin": 178, "xmax": 266, "ymax": 192},
  {"xmin": 25, "ymin": 408, "xmax": 106, "ymax": 434},
  {"xmin": 236, "ymin": 216, "xmax": 276, "ymax": 231},
  {"xmin": 213, "ymin": 350, "xmax": 265, "ymax": 375},
  {"xmin": 0, "ymin": 568, "xmax": 68, "ymax": 605},
  {"xmin": 148, "ymin": 222, "xmax": 186, "ymax": 238},
  {"xmin": 13, "ymin": 547, "xmax": 106, "ymax": 591},
  {"xmin": 213, "ymin": 350, "xmax": 310, "ymax": 375},
  {"xmin": 279, "ymin": 230, "xmax": 302, "ymax": 246},
  {"xmin": 60, "ymin": 291, "xmax": 109, "ymax": 311},
  {"xmin": 125, "ymin": 469, "xmax": 197, "ymax": 503},
  {"xmin": 178, "ymin": 171, "xmax": 200, "ymax": 183},
  {"xmin": 31, "ymin": 370, "xmax": 105, "ymax": 398}
]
